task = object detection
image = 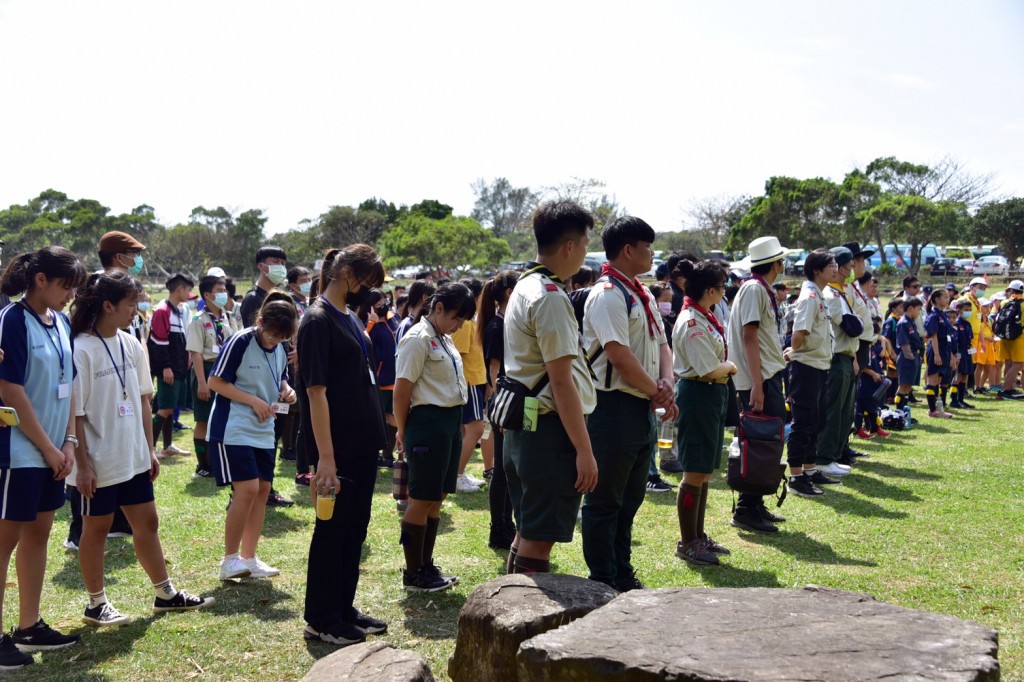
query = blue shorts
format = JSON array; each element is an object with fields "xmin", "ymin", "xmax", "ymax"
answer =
[
  {"xmin": 0, "ymin": 468, "xmax": 66, "ymax": 522},
  {"xmin": 958, "ymin": 355, "xmax": 974, "ymax": 377},
  {"xmin": 896, "ymin": 356, "xmax": 921, "ymax": 387},
  {"xmin": 926, "ymin": 354, "xmax": 952, "ymax": 383},
  {"xmin": 70, "ymin": 471, "xmax": 154, "ymax": 517},
  {"xmin": 210, "ymin": 443, "xmax": 275, "ymax": 486},
  {"xmin": 461, "ymin": 384, "xmax": 485, "ymax": 424}
]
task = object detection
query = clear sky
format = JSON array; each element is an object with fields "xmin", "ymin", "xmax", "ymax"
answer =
[{"xmin": 1, "ymin": 0, "xmax": 1021, "ymax": 235}]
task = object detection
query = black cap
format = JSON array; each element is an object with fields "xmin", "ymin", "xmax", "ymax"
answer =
[{"xmin": 841, "ymin": 241, "xmax": 875, "ymax": 259}]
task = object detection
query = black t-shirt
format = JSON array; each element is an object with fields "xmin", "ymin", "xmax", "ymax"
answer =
[
  {"xmin": 240, "ymin": 286, "xmax": 269, "ymax": 328},
  {"xmin": 482, "ymin": 315, "xmax": 505, "ymax": 387},
  {"xmin": 297, "ymin": 300, "xmax": 387, "ymax": 465}
]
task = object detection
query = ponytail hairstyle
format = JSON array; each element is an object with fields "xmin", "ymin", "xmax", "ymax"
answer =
[
  {"xmin": 309, "ymin": 274, "xmax": 321, "ymax": 302},
  {"xmin": 477, "ymin": 270, "xmax": 518, "ymax": 348},
  {"xmin": 356, "ymin": 289, "xmax": 386, "ymax": 324},
  {"xmin": 925, "ymin": 288, "xmax": 946, "ymax": 314},
  {"xmin": 70, "ymin": 271, "xmax": 145, "ymax": 337},
  {"xmin": 319, "ymin": 244, "xmax": 385, "ymax": 291},
  {"xmin": 0, "ymin": 246, "xmax": 88, "ymax": 297},
  {"xmin": 427, "ymin": 282, "xmax": 476, "ymax": 323},
  {"xmin": 675, "ymin": 259, "xmax": 727, "ymax": 301},
  {"xmin": 257, "ymin": 290, "xmax": 298, "ymax": 339}
]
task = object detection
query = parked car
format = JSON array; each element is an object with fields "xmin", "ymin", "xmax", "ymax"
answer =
[
  {"xmin": 955, "ymin": 258, "xmax": 975, "ymax": 275},
  {"xmin": 973, "ymin": 256, "xmax": 1010, "ymax": 276},
  {"xmin": 929, "ymin": 258, "xmax": 959, "ymax": 277}
]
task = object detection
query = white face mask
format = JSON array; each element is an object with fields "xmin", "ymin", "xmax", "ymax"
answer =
[{"xmin": 265, "ymin": 263, "xmax": 287, "ymax": 285}]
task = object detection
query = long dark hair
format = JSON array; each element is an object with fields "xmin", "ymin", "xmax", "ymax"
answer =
[
  {"xmin": 925, "ymin": 288, "xmax": 947, "ymax": 315},
  {"xmin": 0, "ymin": 246, "xmax": 88, "ymax": 297},
  {"xmin": 319, "ymin": 245, "xmax": 385, "ymax": 290},
  {"xmin": 477, "ymin": 270, "xmax": 518, "ymax": 348},
  {"xmin": 674, "ymin": 259, "xmax": 727, "ymax": 301},
  {"xmin": 70, "ymin": 271, "xmax": 144, "ymax": 336},
  {"xmin": 258, "ymin": 291, "xmax": 298, "ymax": 338},
  {"xmin": 425, "ymin": 282, "xmax": 476, "ymax": 323}
]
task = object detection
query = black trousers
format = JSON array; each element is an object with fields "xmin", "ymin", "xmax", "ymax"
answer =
[
  {"xmin": 488, "ymin": 426, "xmax": 514, "ymax": 533},
  {"xmin": 303, "ymin": 451, "xmax": 378, "ymax": 630},
  {"xmin": 736, "ymin": 370, "xmax": 787, "ymax": 507},
  {"xmin": 787, "ymin": 362, "xmax": 829, "ymax": 467}
]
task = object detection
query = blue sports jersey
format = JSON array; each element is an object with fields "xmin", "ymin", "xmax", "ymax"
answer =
[
  {"xmin": 956, "ymin": 318, "xmax": 974, "ymax": 355},
  {"xmin": 895, "ymin": 316, "xmax": 924, "ymax": 354},
  {"xmin": 923, "ymin": 310, "xmax": 953, "ymax": 359},
  {"xmin": 206, "ymin": 327, "xmax": 288, "ymax": 449},
  {"xmin": 0, "ymin": 303, "xmax": 75, "ymax": 468}
]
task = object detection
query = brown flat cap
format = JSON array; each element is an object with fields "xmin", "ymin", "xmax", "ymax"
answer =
[{"xmin": 98, "ymin": 231, "xmax": 146, "ymax": 253}]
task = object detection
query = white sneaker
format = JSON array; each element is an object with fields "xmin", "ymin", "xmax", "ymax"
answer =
[
  {"xmin": 463, "ymin": 472, "xmax": 486, "ymax": 487},
  {"xmin": 456, "ymin": 474, "xmax": 482, "ymax": 493},
  {"xmin": 162, "ymin": 444, "xmax": 190, "ymax": 456},
  {"xmin": 818, "ymin": 462, "xmax": 852, "ymax": 477},
  {"xmin": 63, "ymin": 539, "xmax": 79, "ymax": 551},
  {"xmin": 243, "ymin": 556, "xmax": 280, "ymax": 578},
  {"xmin": 218, "ymin": 555, "xmax": 251, "ymax": 580}
]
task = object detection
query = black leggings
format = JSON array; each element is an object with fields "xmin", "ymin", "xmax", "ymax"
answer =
[{"xmin": 488, "ymin": 426, "xmax": 514, "ymax": 533}]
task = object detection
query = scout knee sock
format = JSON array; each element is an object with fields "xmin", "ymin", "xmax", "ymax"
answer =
[
  {"xmin": 512, "ymin": 555, "xmax": 549, "ymax": 573},
  {"xmin": 893, "ymin": 393, "xmax": 905, "ymax": 410},
  {"xmin": 152, "ymin": 415, "xmax": 167, "ymax": 449},
  {"xmin": 940, "ymin": 385, "xmax": 950, "ymax": 408},
  {"xmin": 400, "ymin": 521, "xmax": 426, "ymax": 574},
  {"xmin": 926, "ymin": 387, "xmax": 937, "ymax": 412},
  {"xmin": 959, "ymin": 382, "xmax": 969, "ymax": 402},
  {"xmin": 162, "ymin": 416, "xmax": 173, "ymax": 449},
  {"xmin": 678, "ymin": 483, "xmax": 702, "ymax": 544},
  {"xmin": 194, "ymin": 439, "xmax": 209, "ymax": 469},
  {"xmin": 423, "ymin": 517, "xmax": 440, "ymax": 567},
  {"xmin": 697, "ymin": 482, "xmax": 710, "ymax": 537}
]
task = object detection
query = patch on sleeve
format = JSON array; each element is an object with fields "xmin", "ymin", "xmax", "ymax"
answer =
[
  {"xmin": 604, "ymin": 282, "xmax": 615, "ymax": 290},
  {"xmin": 808, "ymin": 292, "xmax": 816, "ymax": 299},
  {"xmin": 687, "ymin": 319, "xmax": 697, "ymax": 327},
  {"xmin": 689, "ymin": 331, "xmax": 704, "ymax": 339},
  {"xmin": 544, "ymin": 283, "xmax": 559, "ymax": 292}
]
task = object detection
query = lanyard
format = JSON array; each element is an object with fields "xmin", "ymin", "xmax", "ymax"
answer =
[
  {"xmin": 257, "ymin": 334, "xmax": 282, "ymax": 393},
  {"xmin": 95, "ymin": 328, "xmax": 128, "ymax": 400},
  {"xmin": 425, "ymin": 318, "xmax": 460, "ymax": 377},
  {"xmin": 321, "ymin": 297, "xmax": 371, "ymax": 366},
  {"xmin": 22, "ymin": 302, "xmax": 65, "ymax": 381}
]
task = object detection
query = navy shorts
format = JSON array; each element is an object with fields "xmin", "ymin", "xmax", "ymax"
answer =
[
  {"xmin": 462, "ymin": 384, "xmax": 485, "ymax": 424},
  {"xmin": 210, "ymin": 443, "xmax": 275, "ymax": 486},
  {"xmin": 926, "ymin": 353, "xmax": 952, "ymax": 383},
  {"xmin": 958, "ymin": 354, "xmax": 974, "ymax": 377},
  {"xmin": 896, "ymin": 356, "xmax": 921, "ymax": 386},
  {"xmin": 0, "ymin": 468, "xmax": 66, "ymax": 522},
  {"xmin": 70, "ymin": 471, "xmax": 154, "ymax": 516}
]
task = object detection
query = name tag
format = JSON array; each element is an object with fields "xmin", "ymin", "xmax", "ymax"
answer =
[
  {"xmin": 272, "ymin": 401, "xmax": 290, "ymax": 414},
  {"xmin": 946, "ymin": 335, "xmax": 952, "ymax": 343},
  {"xmin": 368, "ymin": 366, "xmax": 377, "ymax": 385},
  {"xmin": 212, "ymin": 344, "xmax": 221, "ymax": 355},
  {"xmin": 968, "ymin": 348, "xmax": 977, "ymax": 355},
  {"xmin": 57, "ymin": 383, "xmax": 70, "ymax": 400},
  {"xmin": 117, "ymin": 402, "xmax": 135, "ymax": 417}
]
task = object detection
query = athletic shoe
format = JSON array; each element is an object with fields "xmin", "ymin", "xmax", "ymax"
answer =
[
  {"xmin": 11, "ymin": 619, "xmax": 80, "ymax": 652},
  {"xmin": 347, "ymin": 610, "xmax": 388, "ymax": 635},
  {"xmin": 659, "ymin": 459, "xmax": 684, "ymax": 474},
  {"xmin": 818, "ymin": 462, "xmax": 852, "ymax": 477},
  {"xmin": 701, "ymin": 534, "xmax": 731, "ymax": 555},
  {"xmin": 424, "ymin": 563, "xmax": 458, "ymax": 585},
  {"xmin": 787, "ymin": 474, "xmax": 824, "ymax": 497},
  {"xmin": 0, "ymin": 634, "xmax": 32, "ymax": 669},
  {"xmin": 846, "ymin": 448, "xmax": 869, "ymax": 458},
  {"xmin": 808, "ymin": 470, "xmax": 842, "ymax": 486},
  {"xmin": 646, "ymin": 474, "xmax": 674, "ymax": 493},
  {"xmin": 996, "ymin": 390, "xmax": 1024, "ymax": 401},
  {"xmin": 83, "ymin": 602, "xmax": 129, "ymax": 627},
  {"xmin": 482, "ymin": 468, "xmax": 494, "ymax": 481},
  {"xmin": 456, "ymin": 474, "xmax": 483, "ymax": 493},
  {"xmin": 403, "ymin": 567, "xmax": 453, "ymax": 593},
  {"xmin": 731, "ymin": 507, "xmax": 778, "ymax": 533},
  {"xmin": 613, "ymin": 572, "xmax": 645, "ymax": 592},
  {"xmin": 267, "ymin": 489, "xmax": 293, "ymax": 507},
  {"xmin": 303, "ymin": 623, "xmax": 365, "ymax": 646},
  {"xmin": 757, "ymin": 502, "xmax": 786, "ymax": 523},
  {"xmin": 957, "ymin": 399, "xmax": 975, "ymax": 409},
  {"xmin": 218, "ymin": 555, "xmax": 252, "ymax": 580},
  {"xmin": 875, "ymin": 427, "xmax": 892, "ymax": 438},
  {"xmin": 855, "ymin": 428, "xmax": 875, "ymax": 440},
  {"xmin": 675, "ymin": 539, "xmax": 719, "ymax": 566},
  {"xmin": 162, "ymin": 444, "xmax": 190, "ymax": 456},
  {"xmin": 462, "ymin": 472, "xmax": 486, "ymax": 487},
  {"xmin": 154, "ymin": 590, "xmax": 214, "ymax": 613},
  {"xmin": 928, "ymin": 410, "xmax": 953, "ymax": 418},
  {"xmin": 194, "ymin": 467, "xmax": 212, "ymax": 478},
  {"xmin": 63, "ymin": 539, "xmax": 79, "ymax": 551},
  {"xmin": 243, "ymin": 556, "xmax": 280, "ymax": 578},
  {"xmin": 173, "ymin": 420, "xmax": 189, "ymax": 431},
  {"xmin": 295, "ymin": 472, "xmax": 312, "ymax": 487}
]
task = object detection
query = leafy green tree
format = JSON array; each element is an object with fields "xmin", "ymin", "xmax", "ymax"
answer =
[
  {"xmin": 380, "ymin": 214, "xmax": 510, "ymax": 274},
  {"xmin": 358, "ymin": 197, "xmax": 400, "ymax": 225},
  {"xmin": 727, "ymin": 177, "xmax": 844, "ymax": 252},
  {"xmin": 408, "ymin": 200, "xmax": 453, "ymax": 220},
  {"xmin": 148, "ymin": 223, "xmax": 219, "ymax": 278},
  {"xmin": 973, "ymin": 198, "xmax": 1024, "ymax": 266},
  {"xmin": 470, "ymin": 177, "xmax": 538, "ymax": 237}
]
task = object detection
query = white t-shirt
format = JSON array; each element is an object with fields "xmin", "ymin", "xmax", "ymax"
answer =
[{"xmin": 72, "ymin": 331, "xmax": 154, "ymax": 488}]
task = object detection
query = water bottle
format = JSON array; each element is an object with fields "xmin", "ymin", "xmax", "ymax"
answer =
[
  {"xmin": 727, "ymin": 436, "xmax": 740, "ymax": 459},
  {"xmin": 902, "ymin": 404, "xmax": 912, "ymax": 430},
  {"xmin": 392, "ymin": 459, "xmax": 409, "ymax": 501}
]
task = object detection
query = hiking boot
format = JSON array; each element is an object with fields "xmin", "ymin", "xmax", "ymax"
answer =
[
  {"xmin": 154, "ymin": 590, "xmax": 215, "ymax": 613},
  {"xmin": 808, "ymin": 470, "xmax": 842, "ymax": 486},
  {"xmin": 787, "ymin": 474, "xmax": 824, "ymax": 497},
  {"xmin": 675, "ymin": 539, "xmax": 719, "ymax": 566},
  {"xmin": 660, "ymin": 459, "xmax": 684, "ymax": 474},
  {"xmin": 82, "ymin": 602, "xmax": 129, "ymax": 627},
  {"xmin": 646, "ymin": 474, "xmax": 674, "ymax": 493},
  {"xmin": 11, "ymin": 619, "xmax": 80, "ymax": 652},
  {"xmin": 402, "ymin": 567, "xmax": 453, "ymax": 593},
  {"xmin": 731, "ymin": 507, "xmax": 778, "ymax": 533},
  {"xmin": 347, "ymin": 610, "xmax": 387, "ymax": 635},
  {"xmin": 303, "ymin": 623, "xmax": 365, "ymax": 646},
  {"xmin": 0, "ymin": 634, "xmax": 32, "ymax": 669}
]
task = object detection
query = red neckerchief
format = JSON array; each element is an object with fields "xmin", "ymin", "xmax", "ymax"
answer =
[
  {"xmin": 683, "ymin": 296, "xmax": 727, "ymax": 360},
  {"xmin": 749, "ymin": 274, "xmax": 781, "ymax": 326},
  {"xmin": 601, "ymin": 263, "xmax": 657, "ymax": 338},
  {"xmin": 852, "ymin": 281, "xmax": 869, "ymax": 304}
]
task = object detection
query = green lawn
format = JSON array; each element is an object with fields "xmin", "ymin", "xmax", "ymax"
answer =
[{"xmin": 8, "ymin": 396, "xmax": 1023, "ymax": 681}]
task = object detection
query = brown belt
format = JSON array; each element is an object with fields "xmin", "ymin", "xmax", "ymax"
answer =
[{"xmin": 677, "ymin": 375, "xmax": 730, "ymax": 385}]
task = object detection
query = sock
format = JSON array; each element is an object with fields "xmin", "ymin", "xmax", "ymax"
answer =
[
  {"xmin": 153, "ymin": 415, "xmax": 167, "ymax": 449},
  {"xmin": 959, "ymin": 382, "xmax": 969, "ymax": 402},
  {"xmin": 423, "ymin": 517, "xmax": 440, "ymax": 567},
  {"xmin": 940, "ymin": 385, "xmax": 949, "ymax": 408},
  {"xmin": 678, "ymin": 483, "xmax": 701, "ymax": 544},
  {"xmin": 926, "ymin": 388, "xmax": 937, "ymax": 412},
  {"xmin": 88, "ymin": 589, "xmax": 107, "ymax": 608},
  {"xmin": 162, "ymin": 415, "xmax": 173, "ymax": 449},
  {"xmin": 506, "ymin": 544, "xmax": 518, "ymax": 575},
  {"xmin": 696, "ymin": 482, "xmax": 709, "ymax": 538},
  {"xmin": 194, "ymin": 439, "xmax": 208, "ymax": 468},
  {"xmin": 512, "ymin": 555, "xmax": 550, "ymax": 574},
  {"xmin": 153, "ymin": 578, "xmax": 177, "ymax": 600},
  {"xmin": 893, "ymin": 393, "xmax": 904, "ymax": 409},
  {"xmin": 400, "ymin": 521, "xmax": 426, "ymax": 574}
]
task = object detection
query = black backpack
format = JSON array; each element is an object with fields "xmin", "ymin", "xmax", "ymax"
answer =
[
  {"xmin": 993, "ymin": 299, "xmax": 1023, "ymax": 341},
  {"xmin": 569, "ymin": 275, "xmax": 635, "ymax": 334}
]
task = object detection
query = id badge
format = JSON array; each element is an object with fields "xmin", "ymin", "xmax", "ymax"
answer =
[
  {"xmin": 968, "ymin": 348, "xmax": 977, "ymax": 355},
  {"xmin": 212, "ymin": 344, "xmax": 221, "ymax": 355},
  {"xmin": 272, "ymin": 401, "xmax": 290, "ymax": 415},
  {"xmin": 57, "ymin": 383, "xmax": 70, "ymax": 399},
  {"xmin": 117, "ymin": 402, "xmax": 135, "ymax": 417},
  {"xmin": 368, "ymin": 366, "xmax": 377, "ymax": 385}
]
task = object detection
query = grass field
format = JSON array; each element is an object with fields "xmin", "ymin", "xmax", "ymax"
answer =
[{"xmin": 6, "ymin": 394, "xmax": 1023, "ymax": 681}]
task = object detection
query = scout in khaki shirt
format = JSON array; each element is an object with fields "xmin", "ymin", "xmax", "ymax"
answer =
[
  {"xmin": 186, "ymin": 274, "xmax": 237, "ymax": 478},
  {"xmin": 393, "ymin": 283, "xmax": 475, "ymax": 593},
  {"xmin": 669, "ymin": 259, "xmax": 736, "ymax": 567},
  {"xmin": 784, "ymin": 249, "xmax": 837, "ymax": 497},
  {"xmin": 502, "ymin": 200, "xmax": 597, "ymax": 576},
  {"xmin": 580, "ymin": 217, "xmax": 674, "ymax": 590}
]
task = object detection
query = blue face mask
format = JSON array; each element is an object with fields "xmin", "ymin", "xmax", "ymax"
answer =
[
  {"xmin": 137, "ymin": 301, "xmax": 151, "ymax": 312},
  {"xmin": 213, "ymin": 292, "xmax": 229, "ymax": 309},
  {"xmin": 129, "ymin": 254, "xmax": 144, "ymax": 275},
  {"xmin": 299, "ymin": 282, "xmax": 312, "ymax": 295},
  {"xmin": 962, "ymin": 311, "xmax": 972, "ymax": 319}
]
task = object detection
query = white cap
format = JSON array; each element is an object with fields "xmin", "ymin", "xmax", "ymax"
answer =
[
  {"xmin": 1009, "ymin": 280, "xmax": 1024, "ymax": 292},
  {"xmin": 992, "ymin": 292, "xmax": 1007, "ymax": 301},
  {"xmin": 969, "ymin": 277, "xmax": 988, "ymax": 287},
  {"xmin": 978, "ymin": 297, "xmax": 991, "ymax": 306},
  {"xmin": 207, "ymin": 267, "xmax": 227, "ymax": 277}
]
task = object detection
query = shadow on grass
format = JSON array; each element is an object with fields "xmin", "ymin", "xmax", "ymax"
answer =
[
  {"xmin": 39, "ymin": 617, "xmax": 151, "ymax": 674},
  {"xmin": 854, "ymin": 459, "xmax": 942, "ymax": 481},
  {"xmin": 205, "ymin": 580, "xmax": 296, "ymax": 621},
  {"xmin": 51, "ymin": 539, "xmax": 139, "ymax": 590},
  {"xmin": 813, "ymin": 486, "xmax": 907, "ymax": 519},
  {"xmin": 263, "ymin": 509, "xmax": 308, "ymax": 538},
  {"xmin": 685, "ymin": 563, "xmax": 783, "ymax": 588},
  {"xmin": 446, "ymin": 491, "xmax": 491, "ymax": 513},
  {"xmin": 402, "ymin": 590, "xmax": 466, "ymax": 639},
  {"xmin": 182, "ymin": 476, "xmax": 220, "ymax": 498},
  {"xmin": 740, "ymin": 530, "xmax": 876, "ymax": 567},
  {"xmin": 642, "ymin": 491, "xmax": 680, "ymax": 506},
  {"xmin": 841, "ymin": 475, "xmax": 922, "ymax": 503}
]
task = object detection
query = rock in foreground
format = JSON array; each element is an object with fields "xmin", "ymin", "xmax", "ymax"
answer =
[{"xmin": 302, "ymin": 641, "xmax": 434, "ymax": 682}]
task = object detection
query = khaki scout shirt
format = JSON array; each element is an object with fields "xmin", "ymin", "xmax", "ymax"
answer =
[
  {"xmin": 790, "ymin": 281, "xmax": 834, "ymax": 370},
  {"xmin": 583, "ymin": 272, "xmax": 667, "ymax": 399},
  {"xmin": 851, "ymin": 281, "xmax": 876, "ymax": 343},
  {"xmin": 728, "ymin": 279, "xmax": 786, "ymax": 391},
  {"xmin": 504, "ymin": 270, "xmax": 597, "ymax": 415},
  {"xmin": 672, "ymin": 306, "xmax": 726, "ymax": 379},
  {"xmin": 824, "ymin": 283, "xmax": 860, "ymax": 357},
  {"xmin": 396, "ymin": 319, "xmax": 468, "ymax": 409},
  {"xmin": 185, "ymin": 308, "xmax": 237, "ymax": 363}
]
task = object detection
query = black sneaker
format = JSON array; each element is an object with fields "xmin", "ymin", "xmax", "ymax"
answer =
[
  {"xmin": 11, "ymin": 619, "xmax": 80, "ymax": 652},
  {"xmin": 660, "ymin": 459, "xmax": 684, "ymax": 474},
  {"xmin": 675, "ymin": 539, "xmax": 719, "ymax": 566},
  {"xmin": 154, "ymin": 590, "xmax": 215, "ymax": 613},
  {"xmin": 0, "ymin": 634, "xmax": 32, "ymax": 669},
  {"xmin": 808, "ymin": 470, "xmax": 841, "ymax": 486},
  {"xmin": 731, "ymin": 507, "xmax": 778, "ymax": 533},
  {"xmin": 646, "ymin": 475, "xmax": 674, "ymax": 493},
  {"xmin": 83, "ymin": 602, "xmax": 129, "ymax": 627},
  {"xmin": 173, "ymin": 420, "xmax": 190, "ymax": 431},
  {"xmin": 613, "ymin": 572, "xmax": 645, "ymax": 592},
  {"xmin": 423, "ymin": 563, "xmax": 459, "ymax": 585},
  {"xmin": 482, "ymin": 467, "xmax": 494, "ymax": 481},
  {"xmin": 194, "ymin": 466, "xmax": 212, "ymax": 478},
  {"xmin": 403, "ymin": 567, "xmax": 453, "ymax": 593},
  {"xmin": 701, "ymin": 534, "xmax": 732, "ymax": 555},
  {"xmin": 303, "ymin": 622, "xmax": 366, "ymax": 646},
  {"xmin": 757, "ymin": 502, "xmax": 786, "ymax": 523},
  {"xmin": 958, "ymin": 399, "xmax": 975, "ymax": 409},
  {"xmin": 787, "ymin": 475, "xmax": 825, "ymax": 497},
  {"xmin": 997, "ymin": 390, "xmax": 1024, "ymax": 401},
  {"xmin": 347, "ymin": 610, "xmax": 387, "ymax": 635},
  {"xmin": 266, "ymin": 489, "xmax": 294, "ymax": 507}
]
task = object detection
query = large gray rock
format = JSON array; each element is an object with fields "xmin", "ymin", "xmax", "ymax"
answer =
[
  {"xmin": 302, "ymin": 641, "xmax": 434, "ymax": 682},
  {"xmin": 448, "ymin": 573, "xmax": 618, "ymax": 682},
  {"xmin": 517, "ymin": 587, "xmax": 1000, "ymax": 681}
]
